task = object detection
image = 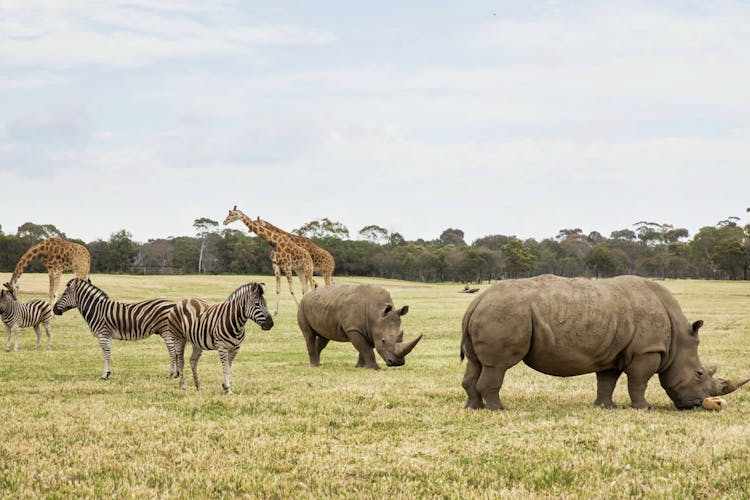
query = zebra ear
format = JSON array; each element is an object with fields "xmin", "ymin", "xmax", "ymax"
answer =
[{"xmin": 2, "ymin": 282, "xmax": 16, "ymax": 299}]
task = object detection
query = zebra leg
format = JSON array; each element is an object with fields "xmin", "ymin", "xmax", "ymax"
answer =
[
  {"xmin": 160, "ymin": 333, "xmax": 177, "ymax": 378},
  {"xmin": 12, "ymin": 324, "xmax": 19, "ymax": 352},
  {"xmin": 98, "ymin": 334, "xmax": 112, "ymax": 380},
  {"xmin": 43, "ymin": 320, "xmax": 52, "ymax": 349},
  {"xmin": 218, "ymin": 344, "xmax": 234, "ymax": 395},
  {"xmin": 33, "ymin": 325, "xmax": 42, "ymax": 350},
  {"xmin": 189, "ymin": 345, "xmax": 203, "ymax": 390},
  {"xmin": 174, "ymin": 337, "xmax": 187, "ymax": 390},
  {"xmin": 5, "ymin": 325, "xmax": 11, "ymax": 352}
]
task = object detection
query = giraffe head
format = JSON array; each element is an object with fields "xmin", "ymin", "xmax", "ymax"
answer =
[{"xmin": 223, "ymin": 205, "xmax": 246, "ymax": 226}]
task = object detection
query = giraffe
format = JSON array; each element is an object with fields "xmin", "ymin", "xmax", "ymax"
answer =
[
  {"xmin": 4, "ymin": 237, "xmax": 91, "ymax": 304},
  {"xmin": 223, "ymin": 206, "xmax": 315, "ymax": 315},
  {"xmin": 256, "ymin": 217, "xmax": 335, "ymax": 286}
]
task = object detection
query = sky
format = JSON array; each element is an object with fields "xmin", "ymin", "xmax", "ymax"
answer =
[{"xmin": 2, "ymin": 0, "xmax": 749, "ymax": 244}]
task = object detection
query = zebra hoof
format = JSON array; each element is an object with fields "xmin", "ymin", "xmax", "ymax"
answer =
[
  {"xmin": 221, "ymin": 384, "xmax": 232, "ymax": 395},
  {"xmin": 101, "ymin": 372, "xmax": 111, "ymax": 380}
]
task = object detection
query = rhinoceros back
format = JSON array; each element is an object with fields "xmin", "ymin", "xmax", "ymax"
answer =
[
  {"xmin": 465, "ymin": 275, "xmax": 673, "ymax": 376},
  {"xmin": 298, "ymin": 284, "xmax": 392, "ymax": 342}
]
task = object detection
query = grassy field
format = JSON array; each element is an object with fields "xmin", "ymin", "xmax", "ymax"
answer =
[{"xmin": 1, "ymin": 273, "xmax": 749, "ymax": 498}]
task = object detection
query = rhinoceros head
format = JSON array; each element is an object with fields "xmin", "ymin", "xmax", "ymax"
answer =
[
  {"xmin": 372, "ymin": 304, "xmax": 422, "ymax": 367},
  {"xmin": 659, "ymin": 320, "xmax": 749, "ymax": 409}
]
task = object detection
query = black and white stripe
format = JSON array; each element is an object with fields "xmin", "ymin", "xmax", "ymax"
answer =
[
  {"xmin": 168, "ymin": 282, "xmax": 273, "ymax": 394},
  {"xmin": 0, "ymin": 289, "xmax": 52, "ymax": 351},
  {"xmin": 52, "ymin": 278, "xmax": 176, "ymax": 380}
]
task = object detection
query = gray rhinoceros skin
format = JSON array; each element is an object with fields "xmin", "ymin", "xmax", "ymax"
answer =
[
  {"xmin": 461, "ymin": 275, "xmax": 748, "ymax": 410},
  {"xmin": 297, "ymin": 284, "xmax": 421, "ymax": 369}
]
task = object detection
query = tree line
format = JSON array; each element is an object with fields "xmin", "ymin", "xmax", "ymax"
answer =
[{"xmin": 1, "ymin": 214, "xmax": 749, "ymax": 282}]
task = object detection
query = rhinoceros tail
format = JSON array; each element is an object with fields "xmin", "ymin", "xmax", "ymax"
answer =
[{"xmin": 460, "ymin": 293, "xmax": 482, "ymax": 363}]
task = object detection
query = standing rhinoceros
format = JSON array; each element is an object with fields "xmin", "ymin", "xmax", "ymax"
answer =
[
  {"xmin": 461, "ymin": 275, "xmax": 749, "ymax": 410},
  {"xmin": 297, "ymin": 284, "xmax": 422, "ymax": 369}
]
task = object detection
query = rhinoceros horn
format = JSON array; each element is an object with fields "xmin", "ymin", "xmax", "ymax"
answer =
[
  {"xmin": 716, "ymin": 377, "xmax": 750, "ymax": 396},
  {"xmin": 394, "ymin": 334, "xmax": 423, "ymax": 358}
]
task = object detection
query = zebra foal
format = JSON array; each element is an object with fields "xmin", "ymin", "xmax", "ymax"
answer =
[
  {"xmin": 168, "ymin": 282, "xmax": 273, "ymax": 394},
  {"xmin": 53, "ymin": 278, "xmax": 177, "ymax": 380},
  {"xmin": 1, "ymin": 284, "xmax": 52, "ymax": 351}
]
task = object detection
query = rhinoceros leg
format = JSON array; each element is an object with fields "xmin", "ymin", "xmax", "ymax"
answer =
[
  {"xmin": 462, "ymin": 357, "xmax": 485, "ymax": 409},
  {"xmin": 476, "ymin": 366, "xmax": 506, "ymax": 410},
  {"xmin": 299, "ymin": 317, "xmax": 323, "ymax": 366},
  {"xmin": 625, "ymin": 353, "xmax": 660, "ymax": 409},
  {"xmin": 594, "ymin": 369, "xmax": 622, "ymax": 408},
  {"xmin": 349, "ymin": 331, "xmax": 380, "ymax": 370},
  {"xmin": 315, "ymin": 337, "xmax": 329, "ymax": 358}
]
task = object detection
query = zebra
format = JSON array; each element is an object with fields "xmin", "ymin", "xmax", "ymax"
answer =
[
  {"xmin": 168, "ymin": 282, "xmax": 273, "ymax": 394},
  {"xmin": 0, "ymin": 285, "xmax": 52, "ymax": 352},
  {"xmin": 52, "ymin": 278, "xmax": 177, "ymax": 380}
]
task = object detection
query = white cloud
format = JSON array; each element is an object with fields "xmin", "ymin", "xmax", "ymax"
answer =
[{"xmin": 0, "ymin": 0, "xmax": 336, "ymax": 68}]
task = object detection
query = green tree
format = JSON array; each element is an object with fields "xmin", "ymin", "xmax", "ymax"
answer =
[
  {"xmin": 439, "ymin": 228, "xmax": 467, "ymax": 247},
  {"xmin": 194, "ymin": 217, "xmax": 219, "ymax": 273},
  {"xmin": 358, "ymin": 225, "xmax": 389, "ymax": 244},
  {"xmin": 690, "ymin": 224, "xmax": 746, "ymax": 279},
  {"xmin": 107, "ymin": 230, "xmax": 140, "ymax": 273},
  {"xmin": 16, "ymin": 222, "xmax": 66, "ymax": 242},
  {"xmin": 294, "ymin": 218, "xmax": 350, "ymax": 240},
  {"xmin": 610, "ymin": 229, "xmax": 636, "ymax": 241},
  {"xmin": 585, "ymin": 245, "xmax": 615, "ymax": 278},
  {"xmin": 500, "ymin": 239, "xmax": 537, "ymax": 278}
]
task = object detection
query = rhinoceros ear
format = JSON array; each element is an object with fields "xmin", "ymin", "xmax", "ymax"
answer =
[
  {"xmin": 398, "ymin": 305, "xmax": 409, "ymax": 316},
  {"xmin": 691, "ymin": 320, "xmax": 704, "ymax": 336},
  {"xmin": 383, "ymin": 305, "xmax": 393, "ymax": 316}
]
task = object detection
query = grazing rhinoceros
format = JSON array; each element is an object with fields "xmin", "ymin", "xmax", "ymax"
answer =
[
  {"xmin": 297, "ymin": 284, "xmax": 422, "ymax": 369},
  {"xmin": 461, "ymin": 275, "xmax": 749, "ymax": 410}
]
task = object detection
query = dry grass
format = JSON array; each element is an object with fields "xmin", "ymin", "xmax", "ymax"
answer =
[{"xmin": 1, "ymin": 274, "xmax": 749, "ymax": 497}]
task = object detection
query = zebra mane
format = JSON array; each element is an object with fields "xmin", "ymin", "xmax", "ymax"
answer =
[
  {"xmin": 227, "ymin": 282, "xmax": 263, "ymax": 302},
  {"xmin": 72, "ymin": 278, "xmax": 109, "ymax": 300}
]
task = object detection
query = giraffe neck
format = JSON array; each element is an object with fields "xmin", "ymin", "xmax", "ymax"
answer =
[
  {"xmin": 240, "ymin": 215, "xmax": 285, "ymax": 247},
  {"xmin": 11, "ymin": 242, "xmax": 46, "ymax": 283}
]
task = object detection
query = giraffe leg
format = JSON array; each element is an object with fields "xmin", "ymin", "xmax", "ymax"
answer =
[
  {"xmin": 273, "ymin": 262, "xmax": 282, "ymax": 316},
  {"xmin": 285, "ymin": 267, "xmax": 299, "ymax": 306},
  {"xmin": 324, "ymin": 272, "xmax": 332, "ymax": 286},
  {"xmin": 295, "ymin": 267, "xmax": 309, "ymax": 295},
  {"xmin": 306, "ymin": 268, "xmax": 315, "ymax": 292},
  {"xmin": 48, "ymin": 269, "xmax": 62, "ymax": 304}
]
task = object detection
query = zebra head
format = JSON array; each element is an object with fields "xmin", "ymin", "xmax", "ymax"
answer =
[
  {"xmin": 229, "ymin": 282, "xmax": 273, "ymax": 331},
  {"xmin": 223, "ymin": 205, "xmax": 245, "ymax": 226},
  {"xmin": 53, "ymin": 278, "xmax": 105, "ymax": 316},
  {"xmin": 0, "ymin": 288, "xmax": 14, "ymax": 314}
]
